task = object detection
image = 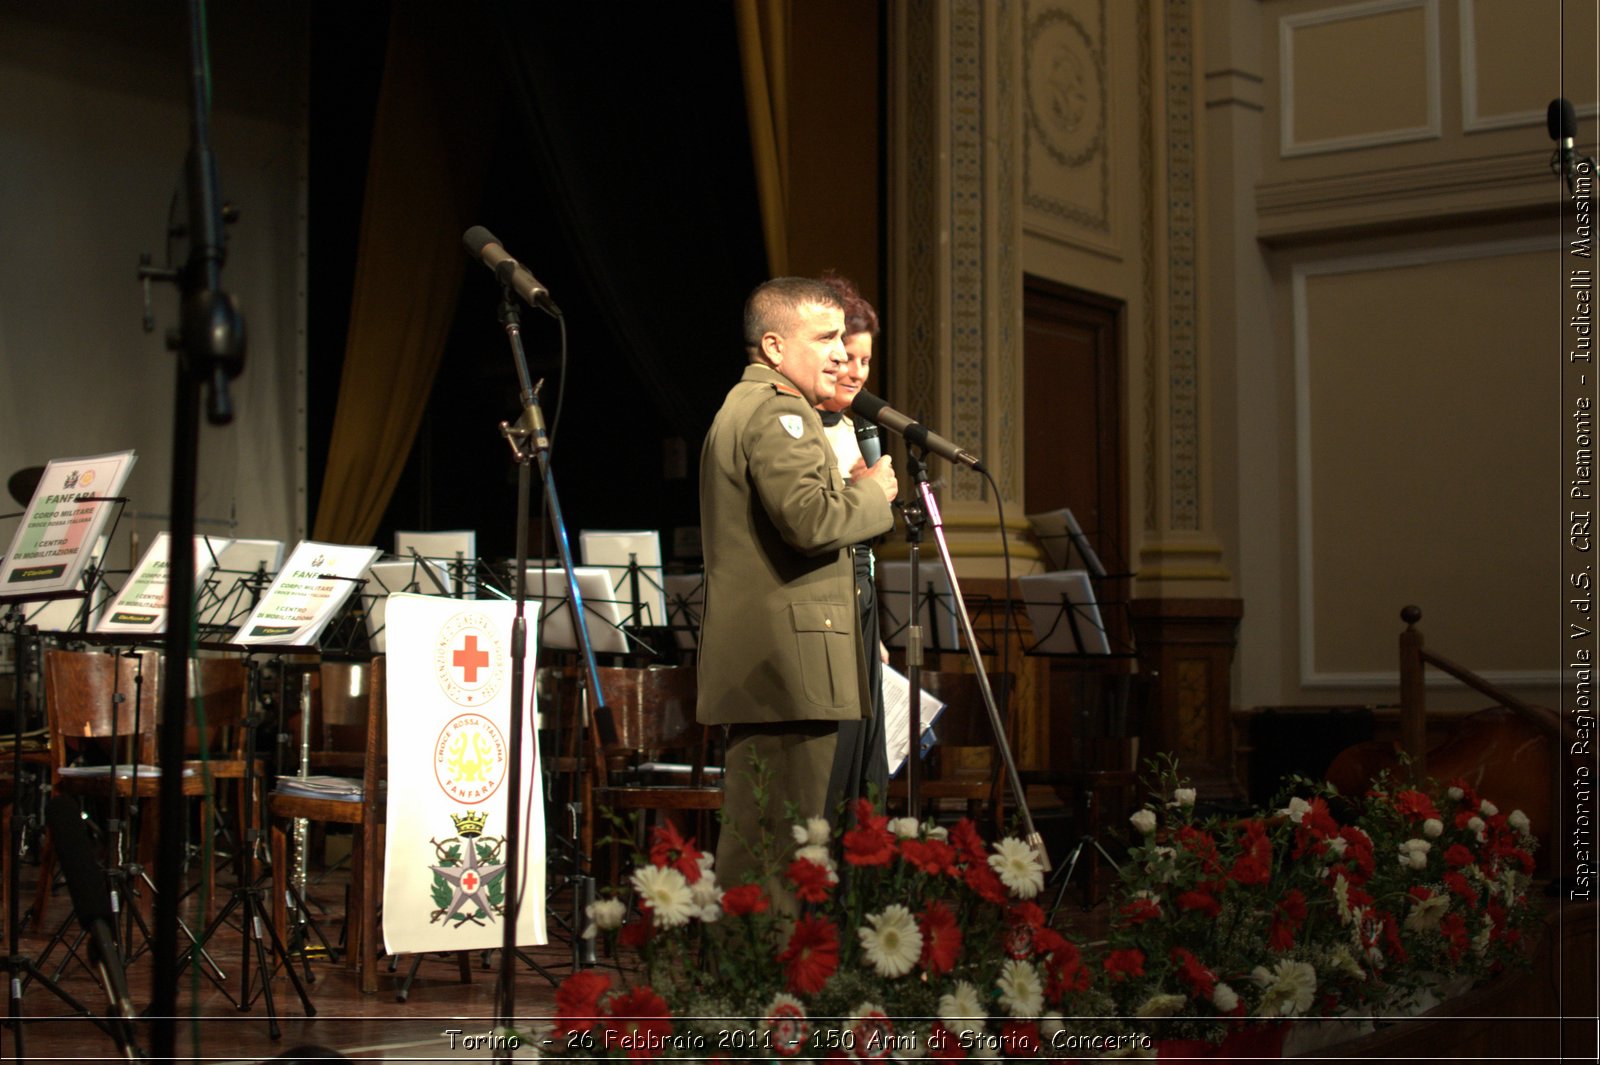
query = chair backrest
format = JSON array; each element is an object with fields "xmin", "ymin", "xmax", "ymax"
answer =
[
  {"xmin": 185, "ymin": 654, "xmax": 249, "ymax": 756},
  {"xmin": 920, "ymin": 670, "xmax": 1013, "ymax": 747},
  {"xmin": 597, "ymin": 665, "xmax": 698, "ymax": 756},
  {"xmin": 43, "ymin": 648, "xmax": 161, "ymax": 767}
]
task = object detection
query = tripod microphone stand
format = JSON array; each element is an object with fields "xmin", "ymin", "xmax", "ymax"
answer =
[
  {"xmin": 899, "ymin": 449, "xmax": 1048, "ymax": 870},
  {"xmin": 0, "ymin": 604, "xmax": 111, "ymax": 1060},
  {"xmin": 489, "ymin": 280, "xmax": 615, "ymax": 1054},
  {"xmin": 174, "ymin": 653, "xmax": 317, "ymax": 1039}
]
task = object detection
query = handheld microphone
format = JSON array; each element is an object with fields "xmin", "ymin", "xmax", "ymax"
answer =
[
  {"xmin": 850, "ymin": 390, "xmax": 986, "ymax": 473},
  {"xmin": 1549, "ymin": 97, "xmax": 1578, "ymax": 192},
  {"xmin": 854, "ymin": 415, "xmax": 882, "ymax": 467},
  {"xmin": 462, "ymin": 226, "xmax": 560, "ymax": 313}
]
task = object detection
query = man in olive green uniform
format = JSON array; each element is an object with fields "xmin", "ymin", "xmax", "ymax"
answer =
[{"xmin": 699, "ymin": 277, "xmax": 898, "ymax": 889}]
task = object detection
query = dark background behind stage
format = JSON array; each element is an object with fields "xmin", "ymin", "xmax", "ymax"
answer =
[{"xmin": 306, "ymin": 2, "xmax": 769, "ymax": 564}]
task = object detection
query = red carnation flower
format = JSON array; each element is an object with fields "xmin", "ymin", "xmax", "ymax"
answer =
[
  {"xmin": 786, "ymin": 858, "xmax": 836, "ymax": 903},
  {"xmin": 553, "ymin": 969, "xmax": 611, "ymax": 1037},
  {"xmin": 618, "ymin": 918, "xmax": 654, "ymax": 949},
  {"xmin": 948, "ymin": 818, "xmax": 988, "ymax": 865},
  {"xmin": 899, "ymin": 837, "xmax": 960, "ymax": 877},
  {"xmin": 963, "ymin": 860, "xmax": 1008, "ymax": 904},
  {"xmin": 720, "ymin": 883, "xmax": 769, "ymax": 917},
  {"xmin": 1169, "ymin": 946, "xmax": 1216, "ymax": 1000},
  {"xmin": 919, "ymin": 900, "xmax": 962, "ymax": 975},
  {"xmin": 1269, "ymin": 889, "xmax": 1306, "ymax": 951},
  {"xmin": 1119, "ymin": 896, "xmax": 1161, "ymax": 925},
  {"xmin": 999, "ymin": 1020, "xmax": 1039, "ymax": 1057},
  {"xmin": 778, "ymin": 915, "xmax": 840, "ymax": 995},
  {"xmin": 842, "ymin": 817, "xmax": 896, "ymax": 867},
  {"xmin": 1444, "ymin": 843, "xmax": 1475, "ymax": 868},
  {"xmin": 1104, "ymin": 947, "xmax": 1145, "ymax": 982},
  {"xmin": 1176, "ymin": 889, "xmax": 1221, "ymax": 918}
]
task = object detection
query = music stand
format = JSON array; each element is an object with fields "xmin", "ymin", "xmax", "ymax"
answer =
[
  {"xmin": 505, "ymin": 567, "xmax": 635, "ymax": 657},
  {"xmin": 579, "ymin": 530, "xmax": 675, "ymax": 659},
  {"xmin": 359, "ymin": 557, "xmax": 453, "ymax": 653},
  {"xmin": 394, "ymin": 530, "xmax": 477, "ymax": 598},
  {"xmin": 1015, "ymin": 570, "xmax": 1142, "ymax": 914},
  {"xmin": 662, "ymin": 572, "xmax": 704, "ymax": 652},
  {"xmin": 877, "ymin": 560, "xmax": 964, "ymax": 657},
  {"xmin": 196, "ymin": 538, "xmax": 285, "ymax": 638}
]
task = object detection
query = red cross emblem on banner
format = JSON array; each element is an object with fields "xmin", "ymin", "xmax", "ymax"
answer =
[{"xmin": 453, "ymin": 634, "xmax": 490, "ymax": 682}]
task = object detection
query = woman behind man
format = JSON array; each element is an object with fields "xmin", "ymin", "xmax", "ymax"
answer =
[{"xmin": 816, "ymin": 270, "xmax": 892, "ymax": 808}]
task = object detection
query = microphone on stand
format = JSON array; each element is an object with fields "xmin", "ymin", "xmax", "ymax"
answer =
[
  {"xmin": 850, "ymin": 390, "xmax": 986, "ymax": 473},
  {"xmin": 1549, "ymin": 97, "xmax": 1579, "ymax": 193},
  {"xmin": 462, "ymin": 226, "xmax": 561, "ymax": 314}
]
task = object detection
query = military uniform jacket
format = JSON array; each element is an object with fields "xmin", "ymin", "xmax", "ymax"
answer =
[{"xmin": 697, "ymin": 363, "xmax": 895, "ymax": 726}]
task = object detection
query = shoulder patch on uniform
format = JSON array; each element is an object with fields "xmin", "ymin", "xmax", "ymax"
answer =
[{"xmin": 778, "ymin": 414, "xmax": 804, "ymax": 438}]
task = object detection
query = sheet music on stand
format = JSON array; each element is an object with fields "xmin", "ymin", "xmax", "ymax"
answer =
[
  {"xmin": 1016, "ymin": 570, "xmax": 1136, "ymax": 658},
  {"xmin": 22, "ymin": 531, "xmax": 117, "ymax": 633},
  {"xmin": 1025, "ymin": 508, "xmax": 1107, "ymax": 577},
  {"xmin": 662, "ymin": 572, "xmax": 704, "ymax": 651},
  {"xmin": 230, "ymin": 540, "xmax": 381, "ymax": 649},
  {"xmin": 195, "ymin": 538, "xmax": 285, "ymax": 638},
  {"xmin": 876, "ymin": 560, "xmax": 965, "ymax": 653},
  {"xmin": 495, "ymin": 565, "xmax": 635, "ymax": 656},
  {"xmin": 394, "ymin": 529, "xmax": 477, "ymax": 597},
  {"xmin": 94, "ymin": 532, "xmax": 228, "ymax": 635},
  {"xmin": 579, "ymin": 530, "xmax": 668, "ymax": 629},
  {"xmin": 0, "ymin": 449, "xmax": 137, "ymax": 604},
  {"xmin": 358, "ymin": 556, "xmax": 453, "ymax": 653}
]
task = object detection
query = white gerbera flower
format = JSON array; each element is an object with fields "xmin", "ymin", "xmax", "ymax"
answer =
[
  {"xmin": 1326, "ymin": 944, "xmax": 1367, "ymax": 982},
  {"xmin": 859, "ymin": 904, "xmax": 922, "ymax": 978},
  {"xmin": 938, "ymin": 981, "xmax": 986, "ymax": 1037},
  {"xmin": 889, "ymin": 816, "xmax": 922, "ymax": 839},
  {"xmin": 1423, "ymin": 818, "xmax": 1444, "ymax": 839},
  {"xmin": 1130, "ymin": 808, "xmax": 1158, "ymax": 835},
  {"xmin": 996, "ymin": 959, "xmax": 1044, "ymax": 1017},
  {"xmin": 1135, "ymin": 993, "xmax": 1188, "ymax": 1017},
  {"xmin": 989, "ymin": 837, "xmax": 1045, "ymax": 898},
  {"xmin": 630, "ymin": 864, "xmax": 696, "ymax": 928},
  {"xmin": 1251, "ymin": 959, "xmax": 1317, "ymax": 1017},
  {"xmin": 1211, "ymin": 982, "xmax": 1239, "ymax": 1012},
  {"xmin": 792, "ymin": 817, "xmax": 831, "ymax": 847},
  {"xmin": 1404, "ymin": 892, "xmax": 1450, "ymax": 933},
  {"xmin": 583, "ymin": 897, "xmax": 626, "ymax": 938},
  {"xmin": 1508, "ymin": 809, "xmax": 1531, "ymax": 834},
  {"xmin": 690, "ymin": 870, "xmax": 721, "ymax": 909}
]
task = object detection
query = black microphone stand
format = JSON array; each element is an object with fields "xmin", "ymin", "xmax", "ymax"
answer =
[
  {"xmin": 901, "ymin": 449, "xmax": 1048, "ymax": 869},
  {"xmin": 492, "ymin": 290, "xmax": 614, "ymax": 1058},
  {"xmin": 143, "ymin": 3, "xmax": 245, "ymax": 1059}
]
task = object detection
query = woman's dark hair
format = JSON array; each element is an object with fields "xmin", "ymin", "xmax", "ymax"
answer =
[{"xmin": 819, "ymin": 269, "xmax": 880, "ymax": 338}]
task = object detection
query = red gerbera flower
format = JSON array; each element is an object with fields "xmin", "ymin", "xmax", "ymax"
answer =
[
  {"xmin": 552, "ymin": 969, "xmax": 611, "ymax": 1037},
  {"xmin": 647, "ymin": 820, "xmax": 704, "ymax": 884},
  {"xmin": 1395, "ymin": 789, "xmax": 1441, "ymax": 822},
  {"xmin": 899, "ymin": 837, "xmax": 959, "ymax": 876},
  {"xmin": 721, "ymin": 883, "xmax": 769, "ymax": 917},
  {"xmin": 602, "ymin": 985, "xmax": 673, "ymax": 1061},
  {"xmin": 948, "ymin": 818, "xmax": 988, "ymax": 865},
  {"xmin": 1043, "ymin": 939, "xmax": 1091, "ymax": 999},
  {"xmin": 1169, "ymin": 946, "xmax": 1216, "ymax": 1000},
  {"xmin": 919, "ymin": 900, "xmax": 962, "ymax": 975},
  {"xmin": 1175, "ymin": 889, "xmax": 1221, "ymax": 918},
  {"xmin": 999, "ymin": 1020, "xmax": 1039, "ymax": 1056},
  {"xmin": 778, "ymin": 915, "xmax": 840, "ymax": 995}
]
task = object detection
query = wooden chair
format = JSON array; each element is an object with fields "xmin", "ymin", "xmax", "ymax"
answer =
[
  {"xmin": 269, "ymin": 657, "xmax": 385, "ymax": 993},
  {"xmin": 183, "ymin": 655, "xmax": 255, "ymax": 913},
  {"xmin": 32, "ymin": 648, "xmax": 215, "ymax": 928},
  {"xmin": 586, "ymin": 665, "xmax": 721, "ymax": 878},
  {"xmin": 889, "ymin": 670, "xmax": 1015, "ymax": 833}
]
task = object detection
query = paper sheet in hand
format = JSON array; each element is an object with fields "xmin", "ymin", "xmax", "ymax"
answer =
[
  {"xmin": 381, "ymin": 594, "xmax": 544, "ymax": 954},
  {"xmin": 233, "ymin": 540, "xmax": 380, "ymax": 647},
  {"xmin": 95, "ymin": 532, "xmax": 227, "ymax": 634},
  {"xmin": 0, "ymin": 450, "xmax": 137, "ymax": 600},
  {"xmin": 882, "ymin": 664, "xmax": 945, "ymax": 777}
]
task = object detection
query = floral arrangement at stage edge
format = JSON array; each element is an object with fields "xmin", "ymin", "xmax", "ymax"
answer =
[{"xmin": 539, "ymin": 758, "xmax": 1539, "ymax": 1060}]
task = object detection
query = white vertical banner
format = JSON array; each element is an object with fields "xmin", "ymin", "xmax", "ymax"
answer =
[{"xmin": 382, "ymin": 594, "xmax": 546, "ymax": 954}]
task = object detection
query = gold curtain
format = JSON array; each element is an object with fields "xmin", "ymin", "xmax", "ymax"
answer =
[
  {"xmin": 311, "ymin": 7, "xmax": 486, "ymax": 545},
  {"xmin": 735, "ymin": 0, "xmax": 789, "ymax": 277}
]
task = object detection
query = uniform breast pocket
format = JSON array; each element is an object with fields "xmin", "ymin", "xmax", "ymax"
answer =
[{"xmin": 790, "ymin": 601, "xmax": 855, "ymax": 709}]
